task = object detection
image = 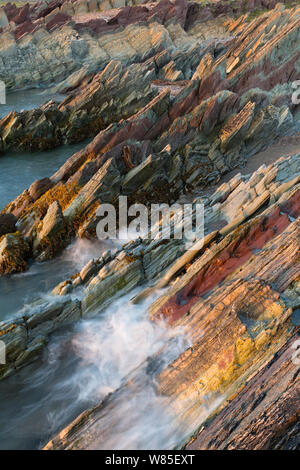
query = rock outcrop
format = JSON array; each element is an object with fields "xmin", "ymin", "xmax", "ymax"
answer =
[
  {"xmin": 0, "ymin": 0, "xmax": 296, "ymax": 90},
  {"xmin": 1, "ymin": 2, "xmax": 299, "ymax": 273},
  {"xmin": 1, "ymin": 154, "xmax": 299, "ymax": 449},
  {"xmin": 0, "ymin": 232, "xmax": 30, "ymax": 275},
  {"xmin": 0, "ymin": 0, "xmax": 299, "ymax": 451},
  {"xmin": 0, "ymin": 60, "xmax": 155, "ymax": 152},
  {"xmin": 41, "ymin": 152, "xmax": 299, "ymax": 450},
  {"xmin": 186, "ymin": 332, "xmax": 300, "ymax": 449}
]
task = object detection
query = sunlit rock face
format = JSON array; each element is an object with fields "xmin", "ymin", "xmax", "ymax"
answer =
[
  {"xmin": 1, "ymin": 1, "xmax": 300, "ymax": 273},
  {"xmin": 0, "ymin": 0, "xmax": 299, "ymax": 451}
]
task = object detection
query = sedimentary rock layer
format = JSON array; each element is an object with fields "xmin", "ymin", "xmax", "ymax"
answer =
[
  {"xmin": 0, "ymin": 4, "xmax": 299, "ymax": 274},
  {"xmin": 0, "ymin": 0, "xmax": 294, "ymax": 89},
  {"xmin": 0, "ymin": 60, "xmax": 155, "ymax": 152},
  {"xmin": 1, "ymin": 152, "xmax": 299, "ymax": 399},
  {"xmin": 42, "ymin": 154, "xmax": 300, "ymax": 449},
  {"xmin": 0, "ymin": 1, "xmax": 299, "ymax": 450},
  {"xmin": 187, "ymin": 333, "xmax": 300, "ymax": 450}
]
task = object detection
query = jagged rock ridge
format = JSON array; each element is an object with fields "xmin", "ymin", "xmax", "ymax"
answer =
[
  {"xmin": 0, "ymin": 2, "xmax": 299, "ymax": 274},
  {"xmin": 0, "ymin": 0, "xmax": 299, "ymax": 451}
]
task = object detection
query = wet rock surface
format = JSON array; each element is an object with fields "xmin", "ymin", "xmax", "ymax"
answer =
[
  {"xmin": 0, "ymin": 0, "xmax": 299, "ymax": 451},
  {"xmin": 1, "ymin": 2, "xmax": 300, "ymax": 272},
  {"xmin": 1, "ymin": 151, "xmax": 299, "ymax": 448}
]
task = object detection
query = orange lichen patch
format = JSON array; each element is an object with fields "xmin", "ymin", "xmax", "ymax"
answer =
[
  {"xmin": 71, "ymin": 200, "xmax": 100, "ymax": 235},
  {"xmin": 0, "ymin": 232, "xmax": 30, "ymax": 275},
  {"xmin": 157, "ymin": 203, "xmax": 296, "ymax": 324},
  {"xmin": 0, "ymin": 324, "xmax": 17, "ymax": 336},
  {"xmin": 36, "ymin": 231, "xmax": 68, "ymax": 260},
  {"xmin": 234, "ymin": 335, "xmax": 255, "ymax": 365},
  {"xmin": 0, "ymin": 253, "xmax": 28, "ymax": 274},
  {"xmin": 25, "ymin": 182, "xmax": 79, "ymax": 219}
]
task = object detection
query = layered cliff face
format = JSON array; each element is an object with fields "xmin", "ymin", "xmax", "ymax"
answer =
[
  {"xmin": 1, "ymin": 151, "xmax": 299, "ymax": 448},
  {"xmin": 0, "ymin": 1, "xmax": 299, "ymax": 274},
  {"xmin": 0, "ymin": 0, "xmax": 299, "ymax": 450},
  {"xmin": 0, "ymin": 0, "xmax": 295, "ymax": 90}
]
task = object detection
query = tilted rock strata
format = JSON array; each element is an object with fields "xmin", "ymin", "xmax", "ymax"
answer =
[
  {"xmin": 0, "ymin": 0, "xmax": 296, "ymax": 91},
  {"xmin": 186, "ymin": 332, "xmax": 300, "ymax": 450},
  {"xmin": 43, "ymin": 182, "xmax": 300, "ymax": 450},
  {"xmin": 0, "ymin": 0, "xmax": 216, "ymax": 90},
  {"xmin": 0, "ymin": 144, "xmax": 299, "ymax": 448},
  {"xmin": 0, "ymin": 60, "xmax": 155, "ymax": 152},
  {"xmin": 1, "ymin": 2, "xmax": 299, "ymax": 150},
  {"xmin": 0, "ymin": 2, "xmax": 299, "ymax": 449},
  {"xmin": 1, "ymin": 4, "xmax": 299, "ymax": 272}
]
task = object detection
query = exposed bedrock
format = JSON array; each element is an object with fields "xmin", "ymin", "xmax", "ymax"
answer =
[
  {"xmin": 186, "ymin": 333, "xmax": 300, "ymax": 450},
  {"xmin": 0, "ymin": 60, "xmax": 156, "ymax": 152},
  {"xmin": 0, "ymin": 152, "xmax": 299, "ymax": 383},
  {"xmin": 0, "ymin": 0, "xmax": 296, "ymax": 90},
  {"xmin": 0, "ymin": 0, "xmax": 225, "ymax": 90},
  {"xmin": 0, "ymin": 4, "xmax": 299, "ymax": 273},
  {"xmin": 0, "ymin": 135, "xmax": 299, "ymax": 449},
  {"xmin": 1, "ymin": 1, "xmax": 299, "ymax": 150},
  {"xmin": 43, "ymin": 180, "xmax": 300, "ymax": 449},
  {"xmin": 0, "ymin": 0, "xmax": 299, "ymax": 452}
]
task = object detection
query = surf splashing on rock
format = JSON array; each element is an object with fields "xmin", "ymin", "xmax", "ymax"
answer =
[
  {"xmin": 0, "ymin": 289, "xmax": 187, "ymax": 449},
  {"xmin": 61, "ymin": 237, "xmax": 114, "ymax": 271},
  {"xmin": 0, "ymin": 287, "xmax": 221, "ymax": 450},
  {"xmin": 71, "ymin": 294, "xmax": 184, "ymax": 399},
  {"xmin": 0, "ymin": 237, "xmax": 113, "ymax": 320},
  {"xmin": 45, "ymin": 291, "xmax": 224, "ymax": 450},
  {"xmin": 45, "ymin": 290, "xmax": 192, "ymax": 449}
]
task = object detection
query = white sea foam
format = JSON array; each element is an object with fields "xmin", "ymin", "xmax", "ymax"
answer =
[{"xmin": 0, "ymin": 285, "xmax": 222, "ymax": 450}]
